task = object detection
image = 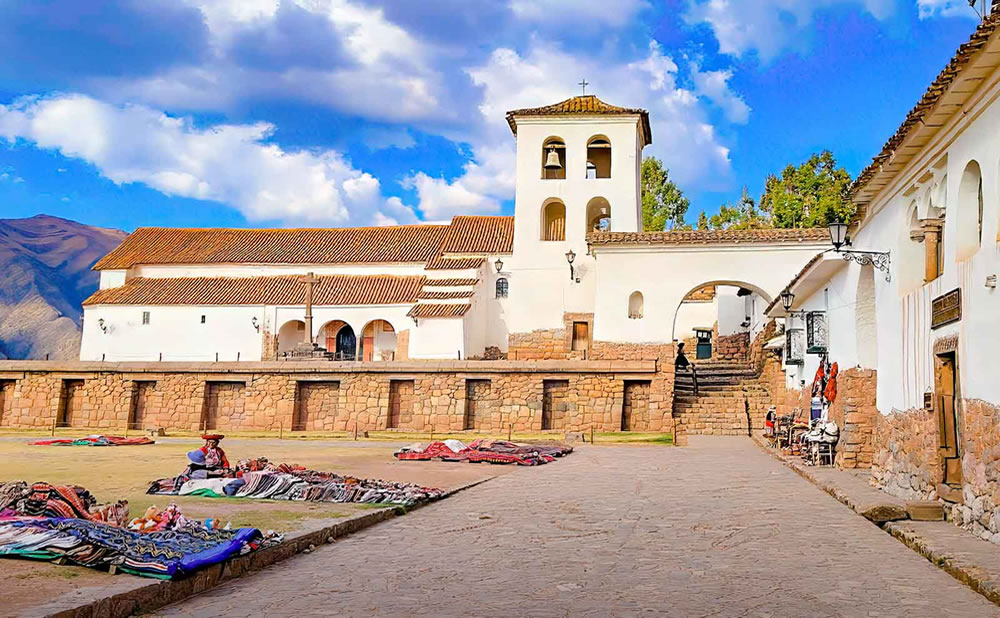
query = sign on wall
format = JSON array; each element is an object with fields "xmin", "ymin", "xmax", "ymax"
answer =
[{"xmin": 931, "ymin": 289, "xmax": 961, "ymax": 329}]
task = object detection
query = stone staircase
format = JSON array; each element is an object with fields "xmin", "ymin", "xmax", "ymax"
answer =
[{"xmin": 674, "ymin": 361, "xmax": 770, "ymax": 435}]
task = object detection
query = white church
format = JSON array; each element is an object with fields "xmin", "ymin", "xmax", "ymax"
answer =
[{"xmin": 80, "ymin": 95, "xmax": 827, "ymax": 363}]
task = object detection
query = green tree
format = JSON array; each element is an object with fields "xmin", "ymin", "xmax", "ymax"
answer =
[
  {"xmin": 696, "ymin": 211, "xmax": 709, "ymax": 230},
  {"xmin": 641, "ymin": 157, "xmax": 690, "ymax": 231},
  {"xmin": 705, "ymin": 187, "xmax": 770, "ymax": 230},
  {"xmin": 759, "ymin": 150, "xmax": 855, "ymax": 228}
]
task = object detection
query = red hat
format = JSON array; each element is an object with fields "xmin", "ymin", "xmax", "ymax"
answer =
[{"xmin": 201, "ymin": 434, "xmax": 225, "ymax": 441}]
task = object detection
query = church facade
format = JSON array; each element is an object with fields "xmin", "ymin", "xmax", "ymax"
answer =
[{"xmin": 79, "ymin": 96, "xmax": 825, "ymax": 365}]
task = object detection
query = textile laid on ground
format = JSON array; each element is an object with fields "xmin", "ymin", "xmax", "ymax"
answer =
[
  {"xmin": 0, "ymin": 517, "xmax": 263, "ymax": 579},
  {"xmin": 147, "ymin": 457, "xmax": 444, "ymax": 507},
  {"xmin": 29, "ymin": 435, "xmax": 155, "ymax": 447},
  {"xmin": 0, "ymin": 481, "xmax": 129, "ymax": 526},
  {"xmin": 393, "ymin": 439, "xmax": 573, "ymax": 466}
]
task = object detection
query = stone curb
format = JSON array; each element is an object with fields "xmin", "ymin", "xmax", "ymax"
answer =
[
  {"xmin": 751, "ymin": 435, "xmax": 1000, "ymax": 609},
  {"xmin": 44, "ymin": 476, "xmax": 495, "ymax": 618}
]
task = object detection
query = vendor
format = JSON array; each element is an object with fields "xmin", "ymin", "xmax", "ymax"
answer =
[{"xmin": 186, "ymin": 434, "xmax": 231, "ymax": 478}]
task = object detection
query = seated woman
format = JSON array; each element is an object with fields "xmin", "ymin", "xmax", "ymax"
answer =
[{"xmin": 186, "ymin": 435, "xmax": 231, "ymax": 478}]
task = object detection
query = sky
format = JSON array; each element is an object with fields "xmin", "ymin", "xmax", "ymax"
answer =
[{"xmin": 0, "ymin": 0, "xmax": 988, "ymax": 232}]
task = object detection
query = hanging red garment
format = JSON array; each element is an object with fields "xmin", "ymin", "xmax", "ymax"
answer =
[
  {"xmin": 824, "ymin": 362, "xmax": 839, "ymax": 404},
  {"xmin": 812, "ymin": 364, "xmax": 826, "ymax": 396}
]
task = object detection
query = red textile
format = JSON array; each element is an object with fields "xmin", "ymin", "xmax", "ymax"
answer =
[
  {"xmin": 824, "ymin": 362, "xmax": 839, "ymax": 404},
  {"xmin": 199, "ymin": 446, "xmax": 230, "ymax": 468}
]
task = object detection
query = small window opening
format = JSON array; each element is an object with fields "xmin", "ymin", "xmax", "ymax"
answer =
[
  {"xmin": 542, "ymin": 138, "xmax": 566, "ymax": 180},
  {"xmin": 628, "ymin": 291, "xmax": 644, "ymax": 319},
  {"xmin": 542, "ymin": 201, "xmax": 566, "ymax": 241},
  {"xmin": 586, "ymin": 136, "xmax": 611, "ymax": 179},
  {"xmin": 496, "ymin": 277, "xmax": 509, "ymax": 299},
  {"xmin": 201, "ymin": 315, "xmax": 206, "ymax": 324},
  {"xmin": 142, "ymin": 311, "xmax": 150, "ymax": 325}
]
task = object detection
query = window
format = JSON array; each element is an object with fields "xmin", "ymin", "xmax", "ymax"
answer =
[
  {"xmin": 200, "ymin": 315, "xmax": 206, "ymax": 324},
  {"xmin": 956, "ymin": 160, "xmax": 983, "ymax": 260},
  {"xmin": 805, "ymin": 311, "xmax": 827, "ymax": 354},
  {"xmin": 542, "ymin": 200, "xmax": 566, "ymax": 241},
  {"xmin": 541, "ymin": 137, "xmax": 566, "ymax": 180},
  {"xmin": 628, "ymin": 291, "xmax": 643, "ymax": 319},
  {"xmin": 586, "ymin": 197, "xmax": 611, "ymax": 233},
  {"xmin": 571, "ymin": 321, "xmax": 590, "ymax": 353},
  {"xmin": 785, "ymin": 328, "xmax": 804, "ymax": 365},
  {"xmin": 496, "ymin": 277, "xmax": 509, "ymax": 298},
  {"xmin": 142, "ymin": 311, "xmax": 150, "ymax": 325},
  {"xmin": 586, "ymin": 136, "xmax": 611, "ymax": 178}
]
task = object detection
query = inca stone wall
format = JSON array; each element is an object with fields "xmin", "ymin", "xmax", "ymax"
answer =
[
  {"xmin": 714, "ymin": 331, "xmax": 750, "ymax": 362},
  {"xmin": 0, "ymin": 358, "xmax": 673, "ymax": 435},
  {"xmin": 872, "ymin": 407, "xmax": 941, "ymax": 500},
  {"xmin": 825, "ymin": 368, "xmax": 877, "ymax": 469}
]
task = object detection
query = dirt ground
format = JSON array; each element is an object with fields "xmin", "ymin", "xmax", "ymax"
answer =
[{"xmin": 0, "ymin": 433, "xmax": 522, "ymax": 614}]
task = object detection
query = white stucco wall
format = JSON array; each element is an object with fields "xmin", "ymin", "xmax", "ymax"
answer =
[
  {"xmin": 409, "ymin": 318, "xmax": 465, "ymax": 360},
  {"xmin": 592, "ymin": 243, "xmax": 826, "ymax": 344}
]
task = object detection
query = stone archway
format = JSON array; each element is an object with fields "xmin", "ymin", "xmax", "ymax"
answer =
[
  {"xmin": 320, "ymin": 320, "xmax": 357, "ymax": 360},
  {"xmin": 670, "ymin": 280, "xmax": 772, "ymax": 344},
  {"xmin": 359, "ymin": 319, "xmax": 397, "ymax": 362},
  {"xmin": 277, "ymin": 320, "xmax": 306, "ymax": 355}
]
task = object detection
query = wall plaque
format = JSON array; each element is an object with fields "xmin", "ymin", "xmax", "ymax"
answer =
[{"xmin": 931, "ymin": 288, "xmax": 961, "ymax": 329}]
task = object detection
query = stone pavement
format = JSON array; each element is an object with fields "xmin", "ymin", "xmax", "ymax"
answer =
[{"xmin": 160, "ymin": 437, "xmax": 998, "ymax": 617}]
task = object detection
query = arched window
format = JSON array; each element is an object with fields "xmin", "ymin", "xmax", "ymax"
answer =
[
  {"xmin": 541, "ymin": 137, "xmax": 566, "ymax": 180},
  {"xmin": 898, "ymin": 203, "xmax": 924, "ymax": 291},
  {"xmin": 586, "ymin": 135, "xmax": 611, "ymax": 179},
  {"xmin": 628, "ymin": 291, "xmax": 644, "ymax": 319},
  {"xmin": 586, "ymin": 197, "xmax": 611, "ymax": 233},
  {"xmin": 956, "ymin": 160, "xmax": 983, "ymax": 260},
  {"xmin": 495, "ymin": 277, "xmax": 509, "ymax": 298},
  {"xmin": 542, "ymin": 200, "xmax": 566, "ymax": 241}
]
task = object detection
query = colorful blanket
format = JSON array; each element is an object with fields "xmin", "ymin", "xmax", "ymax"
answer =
[
  {"xmin": 0, "ymin": 481, "xmax": 129, "ymax": 526},
  {"xmin": 394, "ymin": 439, "xmax": 573, "ymax": 466},
  {"xmin": 29, "ymin": 435, "xmax": 155, "ymax": 447},
  {"xmin": 0, "ymin": 517, "xmax": 262, "ymax": 579}
]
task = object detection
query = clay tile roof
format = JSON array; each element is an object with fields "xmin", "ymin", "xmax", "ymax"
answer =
[
  {"xmin": 418, "ymin": 290, "xmax": 475, "ymax": 300},
  {"xmin": 763, "ymin": 253, "xmax": 827, "ymax": 315},
  {"xmin": 83, "ymin": 275, "xmax": 425, "ymax": 306},
  {"xmin": 850, "ymin": 13, "xmax": 1000, "ymax": 203},
  {"xmin": 506, "ymin": 95, "xmax": 652, "ymax": 145},
  {"xmin": 425, "ymin": 278, "xmax": 478, "ymax": 287},
  {"xmin": 94, "ymin": 225, "xmax": 449, "ymax": 270},
  {"xmin": 587, "ymin": 228, "xmax": 830, "ymax": 247},
  {"xmin": 406, "ymin": 303, "xmax": 472, "ymax": 319},
  {"xmin": 424, "ymin": 252, "xmax": 485, "ymax": 271},
  {"xmin": 440, "ymin": 216, "xmax": 514, "ymax": 255}
]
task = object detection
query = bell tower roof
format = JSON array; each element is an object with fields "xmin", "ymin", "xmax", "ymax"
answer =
[{"xmin": 505, "ymin": 95, "xmax": 652, "ymax": 145}]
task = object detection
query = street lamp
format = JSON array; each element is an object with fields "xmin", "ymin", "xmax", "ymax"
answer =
[
  {"xmin": 565, "ymin": 249, "xmax": 576, "ymax": 280},
  {"xmin": 827, "ymin": 220, "xmax": 891, "ymax": 282},
  {"xmin": 98, "ymin": 318, "xmax": 108, "ymax": 334},
  {"xmin": 780, "ymin": 290, "xmax": 795, "ymax": 313},
  {"xmin": 251, "ymin": 316, "xmax": 260, "ymax": 332},
  {"xmin": 494, "ymin": 258, "xmax": 504, "ymax": 274}
]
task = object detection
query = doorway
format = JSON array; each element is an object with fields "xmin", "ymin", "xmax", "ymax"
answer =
[
  {"xmin": 388, "ymin": 380, "xmax": 414, "ymax": 429},
  {"xmin": 129, "ymin": 381, "xmax": 155, "ymax": 430},
  {"xmin": 58, "ymin": 379, "xmax": 85, "ymax": 427},
  {"xmin": 571, "ymin": 322, "xmax": 590, "ymax": 355},
  {"xmin": 542, "ymin": 380, "xmax": 569, "ymax": 430},
  {"xmin": 464, "ymin": 379, "xmax": 491, "ymax": 430},
  {"xmin": 622, "ymin": 381, "xmax": 651, "ymax": 432},
  {"xmin": 935, "ymin": 352, "xmax": 962, "ymax": 486}
]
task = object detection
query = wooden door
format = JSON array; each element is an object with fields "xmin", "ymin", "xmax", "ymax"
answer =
[
  {"xmin": 936, "ymin": 353, "xmax": 962, "ymax": 485},
  {"xmin": 388, "ymin": 380, "xmax": 414, "ymax": 429},
  {"xmin": 622, "ymin": 381, "xmax": 651, "ymax": 432},
  {"xmin": 464, "ymin": 380, "xmax": 491, "ymax": 430},
  {"xmin": 571, "ymin": 321, "xmax": 589, "ymax": 353}
]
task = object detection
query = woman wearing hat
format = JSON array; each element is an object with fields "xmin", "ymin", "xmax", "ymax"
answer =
[{"xmin": 186, "ymin": 435, "xmax": 231, "ymax": 478}]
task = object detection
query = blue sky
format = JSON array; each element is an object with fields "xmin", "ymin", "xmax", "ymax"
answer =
[{"xmin": 0, "ymin": 0, "xmax": 986, "ymax": 231}]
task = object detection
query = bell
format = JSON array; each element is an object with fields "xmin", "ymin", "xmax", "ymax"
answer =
[{"xmin": 544, "ymin": 147, "xmax": 562, "ymax": 169}]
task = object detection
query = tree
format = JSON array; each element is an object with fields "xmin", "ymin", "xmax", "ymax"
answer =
[
  {"xmin": 759, "ymin": 150, "xmax": 855, "ymax": 228},
  {"xmin": 641, "ymin": 157, "xmax": 690, "ymax": 231},
  {"xmin": 694, "ymin": 187, "xmax": 769, "ymax": 230}
]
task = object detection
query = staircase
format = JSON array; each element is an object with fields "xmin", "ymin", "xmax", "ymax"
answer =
[{"xmin": 673, "ymin": 361, "xmax": 769, "ymax": 435}]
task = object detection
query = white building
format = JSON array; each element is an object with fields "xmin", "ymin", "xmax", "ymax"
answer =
[{"xmin": 81, "ymin": 96, "xmax": 826, "ymax": 363}]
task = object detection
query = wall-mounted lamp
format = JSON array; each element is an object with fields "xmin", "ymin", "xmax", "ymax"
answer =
[
  {"xmin": 565, "ymin": 249, "xmax": 576, "ymax": 281},
  {"xmin": 828, "ymin": 221, "xmax": 891, "ymax": 282},
  {"xmin": 494, "ymin": 258, "xmax": 504, "ymax": 274},
  {"xmin": 986, "ymin": 274, "xmax": 997, "ymax": 290},
  {"xmin": 251, "ymin": 316, "xmax": 260, "ymax": 332},
  {"xmin": 779, "ymin": 290, "xmax": 806, "ymax": 318},
  {"xmin": 412, "ymin": 316, "xmax": 419, "ymax": 326},
  {"xmin": 98, "ymin": 318, "xmax": 108, "ymax": 334}
]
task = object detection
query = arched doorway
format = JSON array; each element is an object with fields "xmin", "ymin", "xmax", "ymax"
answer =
[
  {"xmin": 320, "ymin": 320, "xmax": 356, "ymax": 360},
  {"xmin": 670, "ymin": 280, "xmax": 773, "ymax": 356},
  {"xmin": 359, "ymin": 319, "xmax": 397, "ymax": 362},
  {"xmin": 277, "ymin": 320, "xmax": 306, "ymax": 355}
]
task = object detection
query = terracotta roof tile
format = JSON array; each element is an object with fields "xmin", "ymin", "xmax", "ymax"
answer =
[
  {"xmin": 587, "ymin": 228, "xmax": 830, "ymax": 247},
  {"xmin": 440, "ymin": 216, "xmax": 514, "ymax": 255},
  {"xmin": 425, "ymin": 278, "xmax": 478, "ymax": 286},
  {"xmin": 84, "ymin": 275, "xmax": 425, "ymax": 306},
  {"xmin": 406, "ymin": 303, "xmax": 471, "ymax": 318},
  {"xmin": 94, "ymin": 225, "xmax": 448, "ymax": 270},
  {"xmin": 850, "ymin": 14, "xmax": 1000, "ymax": 202},
  {"xmin": 424, "ymin": 253, "xmax": 485, "ymax": 271},
  {"xmin": 418, "ymin": 290, "xmax": 475, "ymax": 300},
  {"xmin": 506, "ymin": 95, "xmax": 652, "ymax": 145}
]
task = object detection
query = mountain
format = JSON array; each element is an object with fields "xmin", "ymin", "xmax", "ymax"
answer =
[{"xmin": 0, "ymin": 215, "xmax": 126, "ymax": 360}]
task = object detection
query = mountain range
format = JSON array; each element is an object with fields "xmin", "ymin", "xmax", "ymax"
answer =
[{"xmin": 0, "ymin": 215, "xmax": 126, "ymax": 360}]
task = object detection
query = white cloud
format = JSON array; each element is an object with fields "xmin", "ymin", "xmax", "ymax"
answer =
[
  {"xmin": 509, "ymin": 0, "xmax": 649, "ymax": 28},
  {"xmin": 685, "ymin": 0, "xmax": 895, "ymax": 62},
  {"xmin": 405, "ymin": 172, "xmax": 501, "ymax": 220},
  {"xmin": 916, "ymin": 0, "xmax": 979, "ymax": 18},
  {"xmin": 689, "ymin": 61, "xmax": 750, "ymax": 124},
  {"xmin": 0, "ymin": 94, "xmax": 416, "ymax": 225}
]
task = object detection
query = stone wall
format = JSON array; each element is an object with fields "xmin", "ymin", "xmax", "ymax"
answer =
[
  {"xmin": 0, "ymin": 359, "xmax": 672, "ymax": 435},
  {"xmin": 953, "ymin": 399, "xmax": 1000, "ymax": 543},
  {"xmin": 825, "ymin": 368, "xmax": 876, "ymax": 469},
  {"xmin": 507, "ymin": 312, "xmax": 595, "ymax": 361},
  {"xmin": 872, "ymin": 407, "xmax": 941, "ymax": 500},
  {"xmin": 714, "ymin": 332, "xmax": 749, "ymax": 362}
]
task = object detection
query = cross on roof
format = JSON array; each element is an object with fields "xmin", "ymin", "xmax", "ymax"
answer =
[{"xmin": 578, "ymin": 78, "xmax": 589, "ymax": 95}]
